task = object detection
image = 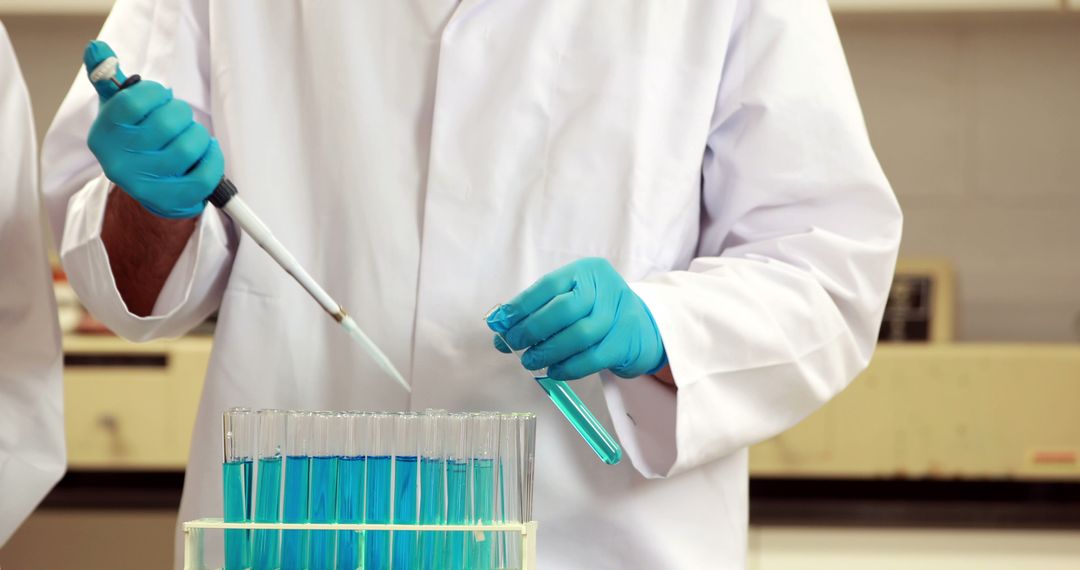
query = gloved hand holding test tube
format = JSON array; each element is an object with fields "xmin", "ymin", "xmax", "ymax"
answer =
[
  {"xmin": 82, "ymin": 41, "xmax": 408, "ymax": 393},
  {"xmin": 486, "ymin": 306, "xmax": 624, "ymax": 465}
]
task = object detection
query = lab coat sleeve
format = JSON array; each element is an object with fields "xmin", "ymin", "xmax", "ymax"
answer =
[
  {"xmin": 41, "ymin": 0, "xmax": 235, "ymax": 342},
  {"xmin": 0, "ymin": 21, "xmax": 65, "ymax": 546},
  {"xmin": 604, "ymin": 0, "xmax": 902, "ymax": 478}
]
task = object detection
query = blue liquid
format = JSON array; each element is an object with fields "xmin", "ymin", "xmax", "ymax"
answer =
[
  {"xmin": 364, "ymin": 455, "xmax": 392, "ymax": 570},
  {"xmin": 282, "ymin": 456, "xmax": 310, "ymax": 570},
  {"xmin": 418, "ymin": 457, "xmax": 445, "ymax": 570},
  {"xmin": 309, "ymin": 456, "xmax": 339, "ymax": 570},
  {"xmin": 445, "ymin": 459, "xmax": 468, "ymax": 570},
  {"xmin": 335, "ymin": 456, "xmax": 365, "ymax": 570},
  {"xmin": 392, "ymin": 455, "xmax": 419, "ymax": 569},
  {"xmin": 223, "ymin": 459, "xmax": 252, "ymax": 570},
  {"xmin": 536, "ymin": 376, "xmax": 622, "ymax": 464},
  {"xmin": 470, "ymin": 458, "xmax": 495, "ymax": 570},
  {"xmin": 253, "ymin": 456, "xmax": 283, "ymax": 570}
]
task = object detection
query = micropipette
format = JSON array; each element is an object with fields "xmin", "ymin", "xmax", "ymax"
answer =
[
  {"xmin": 485, "ymin": 307, "xmax": 623, "ymax": 465},
  {"xmin": 86, "ymin": 43, "xmax": 409, "ymax": 393}
]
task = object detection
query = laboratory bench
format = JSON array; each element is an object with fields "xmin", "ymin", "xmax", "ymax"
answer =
[{"xmin": 52, "ymin": 335, "xmax": 1080, "ymax": 530}]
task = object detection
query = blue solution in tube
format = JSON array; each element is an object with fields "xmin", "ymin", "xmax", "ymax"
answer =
[
  {"xmin": 470, "ymin": 458, "xmax": 495, "ymax": 570},
  {"xmin": 335, "ymin": 455, "xmax": 365, "ymax": 570},
  {"xmin": 252, "ymin": 456, "xmax": 283, "ymax": 570},
  {"xmin": 281, "ymin": 455, "xmax": 310, "ymax": 570},
  {"xmin": 418, "ymin": 457, "xmax": 445, "ymax": 570},
  {"xmin": 445, "ymin": 459, "xmax": 468, "ymax": 570},
  {"xmin": 309, "ymin": 455, "xmax": 339, "ymax": 570},
  {"xmin": 392, "ymin": 455, "xmax": 419, "ymax": 569},
  {"xmin": 364, "ymin": 455, "xmax": 392, "ymax": 570},
  {"xmin": 223, "ymin": 459, "xmax": 252, "ymax": 570}
]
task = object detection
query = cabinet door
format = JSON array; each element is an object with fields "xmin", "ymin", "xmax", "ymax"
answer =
[{"xmin": 830, "ymin": 0, "xmax": 1061, "ymax": 11}]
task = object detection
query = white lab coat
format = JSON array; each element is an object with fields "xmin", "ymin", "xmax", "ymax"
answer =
[
  {"xmin": 0, "ymin": 20, "xmax": 66, "ymax": 547},
  {"xmin": 43, "ymin": 0, "xmax": 901, "ymax": 567}
]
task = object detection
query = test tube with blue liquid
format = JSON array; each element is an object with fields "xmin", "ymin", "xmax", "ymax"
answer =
[
  {"xmin": 336, "ymin": 412, "xmax": 368, "ymax": 570},
  {"xmin": 469, "ymin": 412, "xmax": 499, "ymax": 570},
  {"xmin": 252, "ymin": 409, "xmax": 286, "ymax": 570},
  {"xmin": 282, "ymin": 411, "xmax": 313, "ymax": 569},
  {"xmin": 392, "ymin": 413, "xmax": 420, "ymax": 568},
  {"xmin": 418, "ymin": 411, "xmax": 447, "ymax": 570},
  {"xmin": 443, "ymin": 413, "xmax": 469, "ymax": 570},
  {"xmin": 309, "ymin": 412, "xmax": 342, "ymax": 569},
  {"xmin": 223, "ymin": 408, "xmax": 255, "ymax": 570},
  {"xmin": 486, "ymin": 306, "xmax": 623, "ymax": 465},
  {"xmin": 364, "ymin": 413, "xmax": 393, "ymax": 570}
]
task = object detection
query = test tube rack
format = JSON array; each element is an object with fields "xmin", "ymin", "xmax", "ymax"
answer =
[{"xmin": 182, "ymin": 518, "xmax": 538, "ymax": 570}]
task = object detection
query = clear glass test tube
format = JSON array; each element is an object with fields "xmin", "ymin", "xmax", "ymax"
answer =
[
  {"xmin": 309, "ymin": 412, "xmax": 343, "ymax": 570},
  {"xmin": 485, "ymin": 311, "xmax": 623, "ymax": 465},
  {"xmin": 253, "ymin": 409, "xmax": 286, "ymax": 570},
  {"xmin": 497, "ymin": 414, "xmax": 521, "ymax": 569},
  {"xmin": 443, "ymin": 413, "xmax": 469, "ymax": 570},
  {"xmin": 282, "ymin": 411, "xmax": 313, "ymax": 569},
  {"xmin": 518, "ymin": 413, "xmax": 537, "ymax": 524},
  {"xmin": 364, "ymin": 413, "xmax": 394, "ymax": 570},
  {"xmin": 418, "ymin": 410, "xmax": 447, "ymax": 570},
  {"xmin": 392, "ymin": 413, "xmax": 420, "ymax": 569},
  {"xmin": 336, "ymin": 412, "xmax": 367, "ymax": 570},
  {"xmin": 469, "ymin": 412, "xmax": 500, "ymax": 570},
  {"xmin": 223, "ymin": 408, "xmax": 255, "ymax": 570}
]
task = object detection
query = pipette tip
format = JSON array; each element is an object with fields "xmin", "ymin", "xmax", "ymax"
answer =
[{"xmin": 339, "ymin": 314, "xmax": 411, "ymax": 392}]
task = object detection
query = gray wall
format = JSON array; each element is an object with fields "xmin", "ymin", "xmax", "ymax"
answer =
[{"xmin": 5, "ymin": 12, "xmax": 1079, "ymax": 342}]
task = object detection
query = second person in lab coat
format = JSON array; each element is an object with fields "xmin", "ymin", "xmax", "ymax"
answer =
[{"xmin": 43, "ymin": 1, "xmax": 901, "ymax": 568}]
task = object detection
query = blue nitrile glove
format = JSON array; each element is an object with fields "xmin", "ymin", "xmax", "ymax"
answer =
[
  {"xmin": 84, "ymin": 41, "xmax": 223, "ymax": 219},
  {"xmin": 487, "ymin": 257, "xmax": 667, "ymax": 381}
]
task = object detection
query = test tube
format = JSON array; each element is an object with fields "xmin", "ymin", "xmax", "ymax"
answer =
[
  {"xmin": 443, "ymin": 413, "xmax": 469, "ymax": 570},
  {"xmin": 392, "ymin": 413, "xmax": 420, "ymax": 568},
  {"xmin": 497, "ymin": 414, "xmax": 521, "ymax": 569},
  {"xmin": 487, "ymin": 310, "xmax": 623, "ymax": 465},
  {"xmin": 282, "ymin": 411, "xmax": 313, "ymax": 569},
  {"xmin": 519, "ymin": 413, "xmax": 537, "ymax": 524},
  {"xmin": 364, "ymin": 413, "xmax": 394, "ymax": 570},
  {"xmin": 253, "ymin": 409, "xmax": 286, "ymax": 570},
  {"xmin": 309, "ymin": 412, "xmax": 343, "ymax": 569},
  {"xmin": 418, "ymin": 411, "xmax": 447, "ymax": 570},
  {"xmin": 223, "ymin": 408, "xmax": 255, "ymax": 570},
  {"xmin": 336, "ymin": 412, "xmax": 368, "ymax": 570},
  {"xmin": 469, "ymin": 412, "xmax": 500, "ymax": 570}
]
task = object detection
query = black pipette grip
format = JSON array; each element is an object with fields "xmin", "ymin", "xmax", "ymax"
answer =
[
  {"xmin": 114, "ymin": 73, "xmax": 238, "ymax": 209},
  {"xmin": 208, "ymin": 177, "xmax": 238, "ymax": 208}
]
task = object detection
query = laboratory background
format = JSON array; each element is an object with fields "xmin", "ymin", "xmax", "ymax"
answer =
[{"xmin": 1, "ymin": 0, "xmax": 1080, "ymax": 568}]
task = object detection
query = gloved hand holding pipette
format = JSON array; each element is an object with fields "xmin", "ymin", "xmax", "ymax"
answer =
[
  {"xmin": 488, "ymin": 257, "xmax": 668, "ymax": 381},
  {"xmin": 81, "ymin": 40, "xmax": 409, "ymax": 392},
  {"xmin": 85, "ymin": 42, "xmax": 221, "ymax": 219}
]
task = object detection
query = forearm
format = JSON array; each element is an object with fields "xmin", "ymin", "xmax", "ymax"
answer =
[{"xmin": 100, "ymin": 187, "xmax": 197, "ymax": 316}]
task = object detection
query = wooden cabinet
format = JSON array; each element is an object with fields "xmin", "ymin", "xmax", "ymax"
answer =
[{"xmin": 63, "ymin": 335, "xmax": 210, "ymax": 470}]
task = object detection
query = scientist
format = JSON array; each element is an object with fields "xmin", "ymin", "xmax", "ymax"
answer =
[
  {"xmin": 0, "ymin": 20, "xmax": 66, "ymax": 546},
  {"xmin": 42, "ymin": 1, "xmax": 901, "ymax": 567}
]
